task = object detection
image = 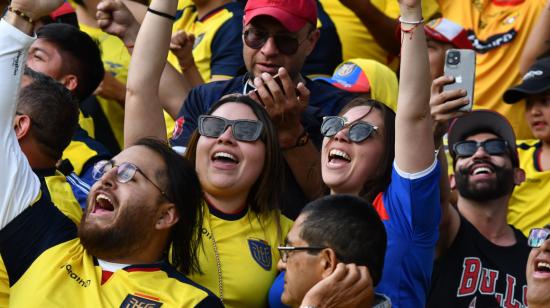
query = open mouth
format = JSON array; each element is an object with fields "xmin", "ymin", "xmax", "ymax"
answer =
[
  {"xmin": 328, "ymin": 149, "xmax": 351, "ymax": 163},
  {"xmin": 212, "ymin": 152, "xmax": 239, "ymax": 164},
  {"xmin": 535, "ymin": 261, "xmax": 550, "ymax": 273},
  {"xmin": 468, "ymin": 163, "xmax": 495, "ymax": 176},
  {"xmin": 93, "ymin": 194, "xmax": 115, "ymax": 213}
]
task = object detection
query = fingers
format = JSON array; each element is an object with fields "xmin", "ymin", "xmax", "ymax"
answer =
[{"xmin": 431, "ymin": 75, "xmax": 455, "ymax": 96}]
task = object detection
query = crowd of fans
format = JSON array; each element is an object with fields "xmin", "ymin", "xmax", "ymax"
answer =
[{"xmin": 0, "ymin": 0, "xmax": 549, "ymax": 307}]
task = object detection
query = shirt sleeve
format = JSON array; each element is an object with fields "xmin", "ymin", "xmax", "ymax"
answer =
[
  {"xmin": 0, "ymin": 19, "xmax": 41, "ymax": 229},
  {"xmin": 170, "ymin": 88, "xmax": 208, "ymax": 148},
  {"xmin": 210, "ymin": 17, "xmax": 244, "ymax": 78}
]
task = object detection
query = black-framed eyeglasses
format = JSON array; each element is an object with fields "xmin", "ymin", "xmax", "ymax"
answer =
[
  {"xmin": 453, "ymin": 139, "xmax": 508, "ymax": 158},
  {"xmin": 321, "ymin": 116, "xmax": 378, "ymax": 143},
  {"xmin": 528, "ymin": 227, "xmax": 550, "ymax": 248},
  {"xmin": 15, "ymin": 111, "xmax": 43, "ymax": 129},
  {"xmin": 92, "ymin": 160, "xmax": 171, "ymax": 202},
  {"xmin": 278, "ymin": 245, "xmax": 327, "ymax": 263},
  {"xmin": 243, "ymin": 28, "xmax": 312, "ymax": 55},
  {"xmin": 198, "ymin": 115, "xmax": 263, "ymax": 142}
]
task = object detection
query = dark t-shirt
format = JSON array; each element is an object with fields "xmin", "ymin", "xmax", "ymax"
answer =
[{"xmin": 427, "ymin": 215, "xmax": 530, "ymax": 308}]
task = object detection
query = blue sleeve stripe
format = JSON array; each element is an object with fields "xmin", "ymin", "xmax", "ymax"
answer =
[{"xmin": 66, "ymin": 173, "xmax": 91, "ymax": 193}]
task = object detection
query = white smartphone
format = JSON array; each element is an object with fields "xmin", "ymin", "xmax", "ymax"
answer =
[{"xmin": 443, "ymin": 49, "xmax": 476, "ymax": 112}]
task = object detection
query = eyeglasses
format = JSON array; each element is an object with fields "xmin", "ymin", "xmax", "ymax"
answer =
[
  {"xmin": 278, "ymin": 245, "xmax": 327, "ymax": 263},
  {"xmin": 198, "ymin": 115, "xmax": 263, "ymax": 142},
  {"xmin": 321, "ymin": 116, "xmax": 378, "ymax": 143},
  {"xmin": 243, "ymin": 28, "xmax": 311, "ymax": 55},
  {"xmin": 453, "ymin": 139, "xmax": 508, "ymax": 158},
  {"xmin": 92, "ymin": 160, "xmax": 171, "ymax": 202},
  {"xmin": 527, "ymin": 228, "xmax": 550, "ymax": 248}
]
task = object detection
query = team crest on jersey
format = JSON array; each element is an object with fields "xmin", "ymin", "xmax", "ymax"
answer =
[
  {"xmin": 120, "ymin": 293, "xmax": 162, "ymax": 308},
  {"xmin": 193, "ymin": 33, "xmax": 205, "ymax": 50},
  {"xmin": 248, "ymin": 238, "xmax": 272, "ymax": 270},
  {"xmin": 335, "ymin": 63, "xmax": 357, "ymax": 77},
  {"xmin": 172, "ymin": 116, "xmax": 185, "ymax": 140}
]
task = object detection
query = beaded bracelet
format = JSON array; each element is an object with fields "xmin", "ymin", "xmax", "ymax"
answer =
[
  {"xmin": 7, "ymin": 7, "xmax": 33, "ymax": 24},
  {"xmin": 147, "ymin": 8, "xmax": 176, "ymax": 21}
]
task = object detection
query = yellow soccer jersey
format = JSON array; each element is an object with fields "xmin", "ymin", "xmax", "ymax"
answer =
[
  {"xmin": 168, "ymin": 2, "xmax": 244, "ymax": 81},
  {"xmin": 189, "ymin": 203, "xmax": 293, "ymax": 308},
  {"xmin": 438, "ymin": 0, "xmax": 545, "ymax": 140},
  {"xmin": 79, "ymin": 23, "xmax": 128, "ymax": 150},
  {"xmin": 320, "ymin": 0, "xmax": 440, "ymax": 71},
  {"xmin": 0, "ymin": 169, "xmax": 83, "ymax": 307},
  {"xmin": 508, "ymin": 140, "xmax": 550, "ymax": 236},
  {"xmin": 0, "ymin": 188, "xmax": 221, "ymax": 307}
]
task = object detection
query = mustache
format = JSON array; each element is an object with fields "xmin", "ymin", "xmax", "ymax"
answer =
[{"xmin": 457, "ymin": 159, "xmax": 498, "ymax": 175}]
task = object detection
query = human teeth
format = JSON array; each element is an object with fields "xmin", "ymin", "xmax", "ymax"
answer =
[
  {"xmin": 329, "ymin": 149, "xmax": 351, "ymax": 161},
  {"xmin": 473, "ymin": 167, "xmax": 491, "ymax": 175},
  {"xmin": 96, "ymin": 194, "xmax": 112, "ymax": 204},
  {"xmin": 537, "ymin": 262, "xmax": 550, "ymax": 270},
  {"xmin": 214, "ymin": 152, "xmax": 237, "ymax": 162}
]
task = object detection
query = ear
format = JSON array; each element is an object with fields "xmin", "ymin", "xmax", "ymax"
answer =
[
  {"xmin": 59, "ymin": 74, "xmax": 78, "ymax": 93},
  {"xmin": 304, "ymin": 29, "xmax": 320, "ymax": 56},
  {"xmin": 319, "ymin": 248, "xmax": 339, "ymax": 279},
  {"xmin": 155, "ymin": 203, "xmax": 179, "ymax": 230},
  {"xmin": 449, "ymin": 173, "xmax": 456, "ymax": 190},
  {"xmin": 514, "ymin": 167, "xmax": 526, "ymax": 185},
  {"xmin": 13, "ymin": 115, "xmax": 32, "ymax": 140}
]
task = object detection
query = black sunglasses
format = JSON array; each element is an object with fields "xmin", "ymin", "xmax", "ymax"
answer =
[
  {"xmin": 453, "ymin": 139, "xmax": 508, "ymax": 158},
  {"xmin": 321, "ymin": 116, "xmax": 378, "ymax": 143},
  {"xmin": 243, "ymin": 28, "xmax": 311, "ymax": 55},
  {"xmin": 198, "ymin": 115, "xmax": 263, "ymax": 142},
  {"xmin": 527, "ymin": 228, "xmax": 550, "ymax": 248},
  {"xmin": 92, "ymin": 160, "xmax": 171, "ymax": 202}
]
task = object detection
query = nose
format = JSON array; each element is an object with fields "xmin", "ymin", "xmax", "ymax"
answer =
[
  {"xmin": 217, "ymin": 126, "xmax": 236, "ymax": 144},
  {"xmin": 98, "ymin": 165, "xmax": 119, "ymax": 188},
  {"xmin": 276, "ymin": 258, "xmax": 286, "ymax": 271},
  {"xmin": 540, "ymin": 235, "xmax": 550, "ymax": 252},
  {"xmin": 470, "ymin": 143, "xmax": 490, "ymax": 159},
  {"xmin": 332, "ymin": 127, "xmax": 350, "ymax": 143},
  {"xmin": 261, "ymin": 36, "xmax": 280, "ymax": 57}
]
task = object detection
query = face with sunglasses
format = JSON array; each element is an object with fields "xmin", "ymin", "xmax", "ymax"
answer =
[
  {"xmin": 526, "ymin": 225, "xmax": 550, "ymax": 306},
  {"xmin": 195, "ymin": 102, "xmax": 266, "ymax": 194},
  {"xmin": 321, "ymin": 106, "xmax": 386, "ymax": 195},
  {"xmin": 243, "ymin": 16, "xmax": 318, "ymax": 81}
]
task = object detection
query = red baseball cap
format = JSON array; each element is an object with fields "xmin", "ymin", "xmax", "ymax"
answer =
[{"xmin": 244, "ymin": 0, "xmax": 317, "ymax": 32}]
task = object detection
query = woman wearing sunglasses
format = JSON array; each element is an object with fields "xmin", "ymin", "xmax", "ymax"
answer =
[
  {"xmin": 270, "ymin": 0, "xmax": 442, "ymax": 306},
  {"xmin": 123, "ymin": 0, "xmax": 292, "ymax": 306}
]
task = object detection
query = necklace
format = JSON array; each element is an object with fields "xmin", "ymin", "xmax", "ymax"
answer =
[{"xmin": 209, "ymin": 221, "xmax": 224, "ymax": 305}]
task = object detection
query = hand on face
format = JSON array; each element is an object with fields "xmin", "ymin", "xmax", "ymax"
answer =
[
  {"xmin": 94, "ymin": 71, "xmax": 126, "ymax": 103},
  {"xmin": 249, "ymin": 67, "xmax": 310, "ymax": 148},
  {"xmin": 10, "ymin": 0, "xmax": 64, "ymax": 21},
  {"xmin": 300, "ymin": 263, "xmax": 374, "ymax": 308},
  {"xmin": 96, "ymin": 0, "xmax": 140, "ymax": 46},
  {"xmin": 430, "ymin": 75, "xmax": 469, "ymax": 141},
  {"xmin": 170, "ymin": 30, "xmax": 196, "ymax": 70}
]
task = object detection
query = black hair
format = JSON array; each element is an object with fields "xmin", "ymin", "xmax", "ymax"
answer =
[
  {"xmin": 133, "ymin": 138, "xmax": 204, "ymax": 275},
  {"xmin": 18, "ymin": 67, "xmax": 79, "ymax": 161},
  {"xmin": 37, "ymin": 23, "xmax": 104, "ymax": 101},
  {"xmin": 299, "ymin": 195, "xmax": 387, "ymax": 286}
]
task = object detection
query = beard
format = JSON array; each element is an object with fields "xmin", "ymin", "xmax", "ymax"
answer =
[
  {"xmin": 455, "ymin": 161, "xmax": 515, "ymax": 202},
  {"xmin": 78, "ymin": 199, "xmax": 157, "ymax": 260}
]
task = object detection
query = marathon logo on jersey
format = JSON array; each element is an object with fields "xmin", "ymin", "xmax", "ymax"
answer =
[
  {"xmin": 467, "ymin": 29, "xmax": 517, "ymax": 54},
  {"xmin": 248, "ymin": 238, "xmax": 272, "ymax": 270},
  {"xmin": 457, "ymin": 257, "xmax": 527, "ymax": 308},
  {"xmin": 172, "ymin": 116, "xmax": 185, "ymax": 140},
  {"xmin": 120, "ymin": 293, "xmax": 162, "ymax": 308}
]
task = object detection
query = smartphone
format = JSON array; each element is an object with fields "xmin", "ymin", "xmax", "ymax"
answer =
[
  {"xmin": 250, "ymin": 73, "xmax": 288, "ymax": 105},
  {"xmin": 443, "ymin": 49, "xmax": 476, "ymax": 112}
]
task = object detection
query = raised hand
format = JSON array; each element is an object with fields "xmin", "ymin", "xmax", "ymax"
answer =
[
  {"xmin": 249, "ymin": 67, "xmax": 310, "ymax": 149},
  {"xmin": 10, "ymin": 0, "xmax": 64, "ymax": 21},
  {"xmin": 96, "ymin": 0, "xmax": 140, "ymax": 47},
  {"xmin": 430, "ymin": 75, "xmax": 470, "ymax": 141},
  {"xmin": 170, "ymin": 30, "xmax": 196, "ymax": 71}
]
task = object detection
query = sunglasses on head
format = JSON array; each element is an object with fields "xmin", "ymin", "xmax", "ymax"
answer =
[
  {"xmin": 92, "ymin": 160, "xmax": 171, "ymax": 201},
  {"xmin": 527, "ymin": 227, "xmax": 550, "ymax": 248},
  {"xmin": 198, "ymin": 115, "xmax": 263, "ymax": 142},
  {"xmin": 453, "ymin": 139, "xmax": 508, "ymax": 158},
  {"xmin": 321, "ymin": 116, "xmax": 378, "ymax": 143},
  {"xmin": 243, "ymin": 28, "xmax": 311, "ymax": 55}
]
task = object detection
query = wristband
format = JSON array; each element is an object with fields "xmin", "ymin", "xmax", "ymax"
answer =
[
  {"xmin": 147, "ymin": 8, "xmax": 176, "ymax": 21},
  {"xmin": 7, "ymin": 7, "xmax": 33, "ymax": 24}
]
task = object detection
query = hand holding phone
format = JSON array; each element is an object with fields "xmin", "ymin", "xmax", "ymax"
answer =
[{"xmin": 442, "ymin": 49, "xmax": 476, "ymax": 112}]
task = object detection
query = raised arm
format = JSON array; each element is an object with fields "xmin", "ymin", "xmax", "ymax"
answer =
[
  {"xmin": 122, "ymin": 0, "xmax": 179, "ymax": 147},
  {"xmin": 394, "ymin": 0, "xmax": 435, "ymax": 173},
  {"xmin": 519, "ymin": 0, "xmax": 550, "ymax": 75},
  {"xmin": 0, "ymin": 0, "xmax": 63, "ymax": 228}
]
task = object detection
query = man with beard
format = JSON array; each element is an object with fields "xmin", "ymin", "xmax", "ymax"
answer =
[
  {"xmin": 427, "ymin": 110, "xmax": 530, "ymax": 307},
  {"xmin": 0, "ymin": 1, "xmax": 221, "ymax": 306}
]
